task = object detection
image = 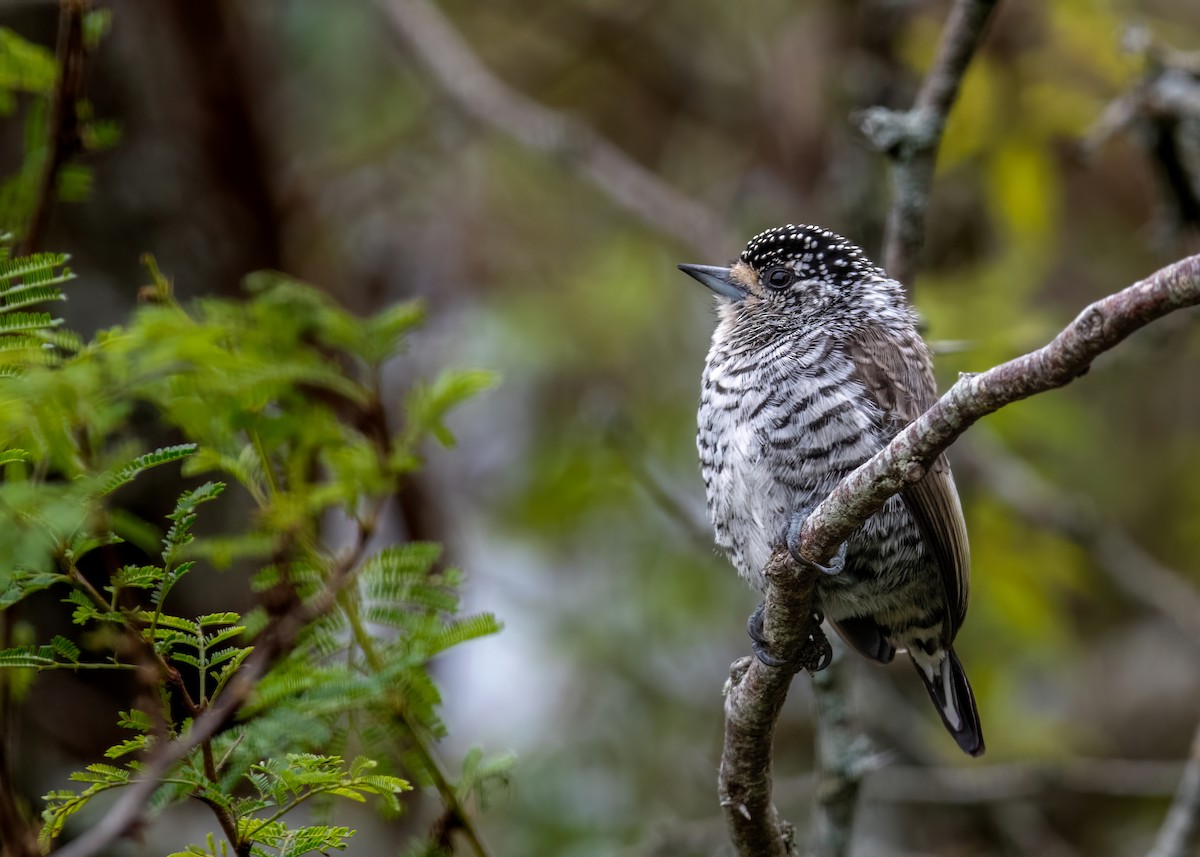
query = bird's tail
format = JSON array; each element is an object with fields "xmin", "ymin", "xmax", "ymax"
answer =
[{"xmin": 911, "ymin": 648, "xmax": 985, "ymax": 757}]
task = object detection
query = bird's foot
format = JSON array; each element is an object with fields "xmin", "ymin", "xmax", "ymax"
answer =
[
  {"xmin": 747, "ymin": 602, "xmax": 833, "ymax": 673},
  {"xmin": 805, "ymin": 623, "xmax": 834, "ymax": 673},
  {"xmin": 747, "ymin": 602, "xmax": 787, "ymax": 667},
  {"xmin": 784, "ymin": 507, "xmax": 846, "ymax": 575}
]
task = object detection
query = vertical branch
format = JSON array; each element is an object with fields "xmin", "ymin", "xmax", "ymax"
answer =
[
  {"xmin": 810, "ymin": 641, "xmax": 873, "ymax": 857},
  {"xmin": 858, "ymin": 0, "xmax": 1001, "ymax": 288},
  {"xmin": 3, "ymin": 7, "xmax": 90, "ymax": 852},
  {"xmin": 19, "ymin": 0, "xmax": 90, "ymax": 257}
]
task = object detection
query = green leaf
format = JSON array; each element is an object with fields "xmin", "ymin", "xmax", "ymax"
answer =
[
  {"xmin": 0, "ymin": 311, "xmax": 61, "ymax": 335},
  {"xmin": 0, "ymin": 448, "xmax": 30, "ymax": 466},
  {"xmin": 110, "ymin": 564, "xmax": 163, "ymax": 591},
  {"xmin": 401, "ymin": 368, "xmax": 497, "ymax": 453},
  {"xmin": 103, "ymin": 734, "xmax": 150, "ymax": 759},
  {"xmin": 0, "ymin": 282, "xmax": 66, "ymax": 312},
  {"xmin": 99, "ymin": 444, "xmax": 198, "ymax": 496},
  {"xmin": 163, "ymin": 482, "xmax": 227, "ymax": 561},
  {"xmin": 117, "ymin": 709, "xmax": 153, "ymax": 732},
  {"xmin": 0, "ymin": 29, "xmax": 57, "ymax": 95},
  {"xmin": 0, "ymin": 567, "xmax": 68, "ymax": 608}
]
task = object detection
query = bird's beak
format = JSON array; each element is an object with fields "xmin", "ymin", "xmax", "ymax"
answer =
[{"xmin": 677, "ymin": 264, "xmax": 746, "ymax": 301}]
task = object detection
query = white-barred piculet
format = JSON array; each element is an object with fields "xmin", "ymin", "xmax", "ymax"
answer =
[{"xmin": 681, "ymin": 224, "xmax": 984, "ymax": 757}]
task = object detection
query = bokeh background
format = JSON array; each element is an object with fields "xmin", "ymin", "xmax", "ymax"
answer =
[{"xmin": 3, "ymin": 0, "xmax": 1200, "ymax": 854}]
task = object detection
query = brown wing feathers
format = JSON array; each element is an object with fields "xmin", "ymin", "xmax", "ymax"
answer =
[{"xmin": 847, "ymin": 328, "xmax": 971, "ymax": 639}]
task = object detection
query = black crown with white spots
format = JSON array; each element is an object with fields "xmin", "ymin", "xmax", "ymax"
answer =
[{"xmin": 740, "ymin": 224, "xmax": 883, "ymax": 282}]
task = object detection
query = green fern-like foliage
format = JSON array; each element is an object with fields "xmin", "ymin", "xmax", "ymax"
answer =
[
  {"xmin": 0, "ymin": 250, "xmax": 75, "ymax": 369},
  {"xmin": 0, "ymin": 255, "xmax": 506, "ymax": 854}
]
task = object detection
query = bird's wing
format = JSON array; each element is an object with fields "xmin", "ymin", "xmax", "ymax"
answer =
[{"xmin": 847, "ymin": 324, "xmax": 970, "ymax": 640}]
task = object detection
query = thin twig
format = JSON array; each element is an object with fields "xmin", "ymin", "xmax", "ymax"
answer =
[
  {"xmin": 339, "ymin": 591, "xmax": 492, "ymax": 857},
  {"xmin": 863, "ymin": 757, "xmax": 1187, "ymax": 803},
  {"xmin": 721, "ymin": 253, "xmax": 1200, "ymax": 855},
  {"xmin": 778, "ymin": 755, "xmax": 1185, "ymax": 804},
  {"xmin": 373, "ymin": 0, "xmax": 734, "ymax": 256},
  {"xmin": 19, "ymin": 0, "xmax": 89, "ymax": 256},
  {"xmin": 859, "ymin": 0, "xmax": 1001, "ymax": 288},
  {"xmin": 607, "ymin": 427, "xmax": 712, "ymax": 544},
  {"xmin": 1148, "ymin": 721, "xmax": 1200, "ymax": 857}
]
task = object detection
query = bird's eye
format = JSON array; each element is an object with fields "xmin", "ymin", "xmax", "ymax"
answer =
[{"xmin": 765, "ymin": 267, "xmax": 793, "ymax": 290}]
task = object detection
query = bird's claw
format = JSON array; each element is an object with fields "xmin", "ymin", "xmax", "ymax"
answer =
[
  {"xmin": 784, "ymin": 507, "xmax": 847, "ymax": 575},
  {"xmin": 809, "ymin": 627, "xmax": 834, "ymax": 672},
  {"xmin": 747, "ymin": 602, "xmax": 787, "ymax": 667},
  {"xmin": 748, "ymin": 603, "xmax": 832, "ymax": 673}
]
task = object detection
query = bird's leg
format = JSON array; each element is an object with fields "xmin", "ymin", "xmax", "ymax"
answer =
[
  {"xmin": 747, "ymin": 602, "xmax": 834, "ymax": 673},
  {"xmin": 784, "ymin": 507, "xmax": 846, "ymax": 575}
]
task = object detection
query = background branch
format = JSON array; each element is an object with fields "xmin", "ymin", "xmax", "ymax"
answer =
[
  {"xmin": 1083, "ymin": 29, "xmax": 1200, "ymax": 234},
  {"xmin": 722, "ymin": 253, "xmax": 1200, "ymax": 855},
  {"xmin": 374, "ymin": 0, "xmax": 733, "ymax": 256},
  {"xmin": 859, "ymin": 0, "xmax": 1000, "ymax": 288},
  {"xmin": 796, "ymin": 254, "xmax": 1200, "ymax": 565},
  {"xmin": 810, "ymin": 640, "xmax": 875, "ymax": 857},
  {"xmin": 19, "ymin": 0, "xmax": 89, "ymax": 257}
]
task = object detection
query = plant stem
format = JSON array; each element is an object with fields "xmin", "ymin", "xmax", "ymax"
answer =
[{"xmin": 338, "ymin": 590, "xmax": 491, "ymax": 857}]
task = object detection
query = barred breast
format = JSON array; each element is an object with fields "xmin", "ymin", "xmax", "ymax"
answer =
[{"xmin": 697, "ymin": 325, "xmax": 946, "ymax": 646}]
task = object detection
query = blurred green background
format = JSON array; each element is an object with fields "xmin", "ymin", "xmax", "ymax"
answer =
[{"xmin": 3, "ymin": 0, "xmax": 1200, "ymax": 854}]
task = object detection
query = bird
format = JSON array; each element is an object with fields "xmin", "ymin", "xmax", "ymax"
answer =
[{"xmin": 679, "ymin": 223, "xmax": 984, "ymax": 757}]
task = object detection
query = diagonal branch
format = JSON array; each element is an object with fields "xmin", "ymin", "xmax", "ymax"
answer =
[
  {"xmin": 1147, "ymin": 721, "xmax": 1200, "ymax": 857},
  {"xmin": 795, "ymin": 253, "xmax": 1200, "ymax": 564},
  {"xmin": 50, "ymin": 520, "xmax": 378, "ymax": 857},
  {"xmin": 721, "ymin": 252, "xmax": 1200, "ymax": 855},
  {"xmin": 859, "ymin": 0, "xmax": 1001, "ymax": 288},
  {"xmin": 373, "ymin": 0, "xmax": 734, "ymax": 255}
]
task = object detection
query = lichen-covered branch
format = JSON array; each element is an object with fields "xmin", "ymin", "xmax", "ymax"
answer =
[
  {"xmin": 1083, "ymin": 30, "xmax": 1200, "ymax": 233},
  {"xmin": 720, "ymin": 253, "xmax": 1200, "ymax": 856},
  {"xmin": 795, "ymin": 253, "xmax": 1200, "ymax": 565},
  {"xmin": 719, "ymin": 549, "xmax": 825, "ymax": 857},
  {"xmin": 859, "ymin": 0, "xmax": 1001, "ymax": 288}
]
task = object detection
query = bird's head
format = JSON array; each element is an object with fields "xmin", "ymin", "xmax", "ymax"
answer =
[{"xmin": 679, "ymin": 224, "xmax": 897, "ymax": 327}]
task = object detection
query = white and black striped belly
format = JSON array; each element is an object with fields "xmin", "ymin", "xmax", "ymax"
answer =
[{"xmin": 698, "ymin": 334, "xmax": 947, "ymax": 648}]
